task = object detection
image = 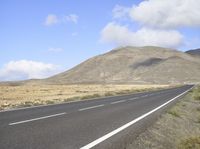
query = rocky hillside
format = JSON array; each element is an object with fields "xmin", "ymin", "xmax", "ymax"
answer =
[{"xmin": 44, "ymin": 46, "xmax": 200, "ymax": 85}]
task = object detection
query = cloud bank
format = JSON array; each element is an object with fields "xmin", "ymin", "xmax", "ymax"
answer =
[
  {"xmin": 101, "ymin": 0, "xmax": 200, "ymax": 48},
  {"xmin": 101, "ymin": 22, "xmax": 183, "ymax": 48},
  {"xmin": 0, "ymin": 60, "xmax": 61, "ymax": 81},
  {"xmin": 130, "ymin": 0, "xmax": 200, "ymax": 29}
]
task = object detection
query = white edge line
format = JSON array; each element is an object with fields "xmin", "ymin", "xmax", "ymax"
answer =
[
  {"xmin": 78, "ymin": 104, "xmax": 104, "ymax": 111},
  {"xmin": 80, "ymin": 86, "xmax": 193, "ymax": 149},
  {"xmin": 111, "ymin": 100, "xmax": 126, "ymax": 104},
  {"xmin": 9, "ymin": 112, "xmax": 66, "ymax": 126}
]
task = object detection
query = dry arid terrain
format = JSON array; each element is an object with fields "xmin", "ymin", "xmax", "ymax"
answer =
[
  {"xmin": 127, "ymin": 86, "xmax": 200, "ymax": 149},
  {"xmin": 0, "ymin": 84, "xmax": 169, "ymax": 110}
]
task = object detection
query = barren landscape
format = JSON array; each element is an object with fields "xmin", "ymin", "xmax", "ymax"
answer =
[
  {"xmin": 1, "ymin": 1, "xmax": 200, "ymax": 149},
  {"xmin": 0, "ymin": 84, "xmax": 169, "ymax": 110}
]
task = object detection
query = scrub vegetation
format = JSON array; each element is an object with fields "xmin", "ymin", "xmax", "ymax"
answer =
[{"xmin": 0, "ymin": 84, "xmax": 169, "ymax": 110}]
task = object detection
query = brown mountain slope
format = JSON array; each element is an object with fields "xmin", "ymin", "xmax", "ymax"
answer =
[
  {"xmin": 186, "ymin": 48, "xmax": 200, "ymax": 57},
  {"xmin": 45, "ymin": 46, "xmax": 200, "ymax": 84}
]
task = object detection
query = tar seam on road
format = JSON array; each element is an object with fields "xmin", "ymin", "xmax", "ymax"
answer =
[
  {"xmin": 9, "ymin": 112, "xmax": 66, "ymax": 126},
  {"xmin": 110, "ymin": 100, "xmax": 126, "ymax": 104},
  {"xmin": 80, "ymin": 87, "xmax": 193, "ymax": 149},
  {"xmin": 78, "ymin": 104, "xmax": 105, "ymax": 111}
]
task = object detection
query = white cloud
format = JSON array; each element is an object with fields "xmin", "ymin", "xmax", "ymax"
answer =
[
  {"xmin": 101, "ymin": 22, "xmax": 183, "ymax": 48},
  {"xmin": 112, "ymin": 4, "xmax": 130, "ymax": 19},
  {"xmin": 130, "ymin": 0, "xmax": 200, "ymax": 28},
  {"xmin": 44, "ymin": 14, "xmax": 59, "ymax": 26},
  {"xmin": 44, "ymin": 14, "xmax": 79, "ymax": 26},
  {"xmin": 64, "ymin": 14, "xmax": 79, "ymax": 24},
  {"xmin": 0, "ymin": 60, "xmax": 61, "ymax": 81},
  {"xmin": 48, "ymin": 47, "xmax": 64, "ymax": 52}
]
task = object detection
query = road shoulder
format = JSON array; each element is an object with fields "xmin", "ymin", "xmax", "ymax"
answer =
[{"xmin": 126, "ymin": 86, "xmax": 200, "ymax": 149}]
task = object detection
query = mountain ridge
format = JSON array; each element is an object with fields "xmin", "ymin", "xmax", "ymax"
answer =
[{"xmin": 44, "ymin": 46, "xmax": 200, "ymax": 85}]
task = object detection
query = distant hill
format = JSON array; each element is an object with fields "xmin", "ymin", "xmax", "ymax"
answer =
[
  {"xmin": 186, "ymin": 48, "xmax": 200, "ymax": 57},
  {"xmin": 44, "ymin": 46, "xmax": 200, "ymax": 85}
]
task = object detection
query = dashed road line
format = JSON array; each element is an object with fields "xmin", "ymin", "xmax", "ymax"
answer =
[
  {"xmin": 78, "ymin": 105, "xmax": 105, "ymax": 111},
  {"xmin": 9, "ymin": 112, "xmax": 66, "ymax": 125},
  {"xmin": 111, "ymin": 100, "xmax": 126, "ymax": 104}
]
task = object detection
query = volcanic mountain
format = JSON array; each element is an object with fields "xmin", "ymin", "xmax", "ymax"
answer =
[{"xmin": 44, "ymin": 46, "xmax": 200, "ymax": 85}]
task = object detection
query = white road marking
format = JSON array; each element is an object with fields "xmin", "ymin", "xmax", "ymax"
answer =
[
  {"xmin": 9, "ymin": 112, "xmax": 66, "ymax": 126},
  {"xmin": 128, "ymin": 97, "xmax": 138, "ymax": 101},
  {"xmin": 78, "ymin": 105, "xmax": 104, "ymax": 111},
  {"xmin": 111, "ymin": 100, "xmax": 126, "ymax": 104},
  {"xmin": 80, "ymin": 87, "xmax": 193, "ymax": 149}
]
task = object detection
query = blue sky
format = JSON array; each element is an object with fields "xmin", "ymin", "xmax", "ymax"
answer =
[{"xmin": 0, "ymin": 0, "xmax": 200, "ymax": 81}]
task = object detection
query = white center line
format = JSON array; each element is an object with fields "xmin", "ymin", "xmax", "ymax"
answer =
[
  {"xmin": 128, "ymin": 97, "xmax": 138, "ymax": 101},
  {"xmin": 9, "ymin": 112, "xmax": 66, "ymax": 126},
  {"xmin": 80, "ymin": 87, "xmax": 193, "ymax": 149},
  {"xmin": 141, "ymin": 95, "xmax": 149, "ymax": 98},
  {"xmin": 78, "ymin": 104, "xmax": 104, "ymax": 111},
  {"xmin": 111, "ymin": 100, "xmax": 126, "ymax": 104}
]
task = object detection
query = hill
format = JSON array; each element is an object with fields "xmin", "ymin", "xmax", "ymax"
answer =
[
  {"xmin": 44, "ymin": 46, "xmax": 200, "ymax": 85},
  {"xmin": 186, "ymin": 48, "xmax": 200, "ymax": 57}
]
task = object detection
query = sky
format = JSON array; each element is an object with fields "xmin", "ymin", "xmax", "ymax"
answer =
[{"xmin": 0, "ymin": 0, "xmax": 200, "ymax": 81}]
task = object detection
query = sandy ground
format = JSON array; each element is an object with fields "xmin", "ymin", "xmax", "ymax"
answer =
[
  {"xmin": 0, "ymin": 84, "xmax": 169, "ymax": 110},
  {"xmin": 126, "ymin": 86, "xmax": 200, "ymax": 149}
]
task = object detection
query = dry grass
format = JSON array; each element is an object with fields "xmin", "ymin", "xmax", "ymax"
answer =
[
  {"xmin": 0, "ymin": 84, "xmax": 169, "ymax": 110},
  {"xmin": 177, "ymin": 136, "xmax": 200, "ymax": 149},
  {"xmin": 168, "ymin": 108, "xmax": 181, "ymax": 118},
  {"xmin": 193, "ymin": 87, "xmax": 200, "ymax": 101},
  {"xmin": 126, "ymin": 85, "xmax": 200, "ymax": 149}
]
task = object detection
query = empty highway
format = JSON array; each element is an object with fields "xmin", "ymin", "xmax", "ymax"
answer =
[{"xmin": 0, "ymin": 85, "xmax": 193, "ymax": 149}]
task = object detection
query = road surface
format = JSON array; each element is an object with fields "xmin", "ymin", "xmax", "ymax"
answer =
[{"xmin": 0, "ymin": 85, "xmax": 193, "ymax": 149}]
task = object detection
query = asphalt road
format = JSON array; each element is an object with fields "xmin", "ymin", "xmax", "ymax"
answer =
[{"xmin": 0, "ymin": 85, "xmax": 193, "ymax": 149}]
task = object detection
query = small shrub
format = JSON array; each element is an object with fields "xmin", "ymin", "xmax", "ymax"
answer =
[
  {"xmin": 197, "ymin": 107, "xmax": 200, "ymax": 112},
  {"xmin": 194, "ymin": 94, "xmax": 200, "ymax": 101},
  {"xmin": 32, "ymin": 102, "xmax": 42, "ymax": 106},
  {"xmin": 104, "ymin": 92, "xmax": 114, "ymax": 96},
  {"xmin": 193, "ymin": 87, "xmax": 200, "ymax": 101},
  {"xmin": 1, "ymin": 103, "xmax": 11, "ymax": 108},
  {"xmin": 23, "ymin": 101, "xmax": 33, "ymax": 107},
  {"xmin": 168, "ymin": 109, "xmax": 181, "ymax": 117},
  {"xmin": 182, "ymin": 103, "xmax": 186, "ymax": 107},
  {"xmin": 65, "ymin": 97, "xmax": 80, "ymax": 102},
  {"xmin": 116, "ymin": 90, "xmax": 130, "ymax": 95},
  {"xmin": 81, "ymin": 94, "xmax": 101, "ymax": 99},
  {"xmin": 197, "ymin": 117, "xmax": 200, "ymax": 124},
  {"xmin": 45, "ymin": 100, "xmax": 55, "ymax": 104},
  {"xmin": 177, "ymin": 136, "xmax": 200, "ymax": 149}
]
